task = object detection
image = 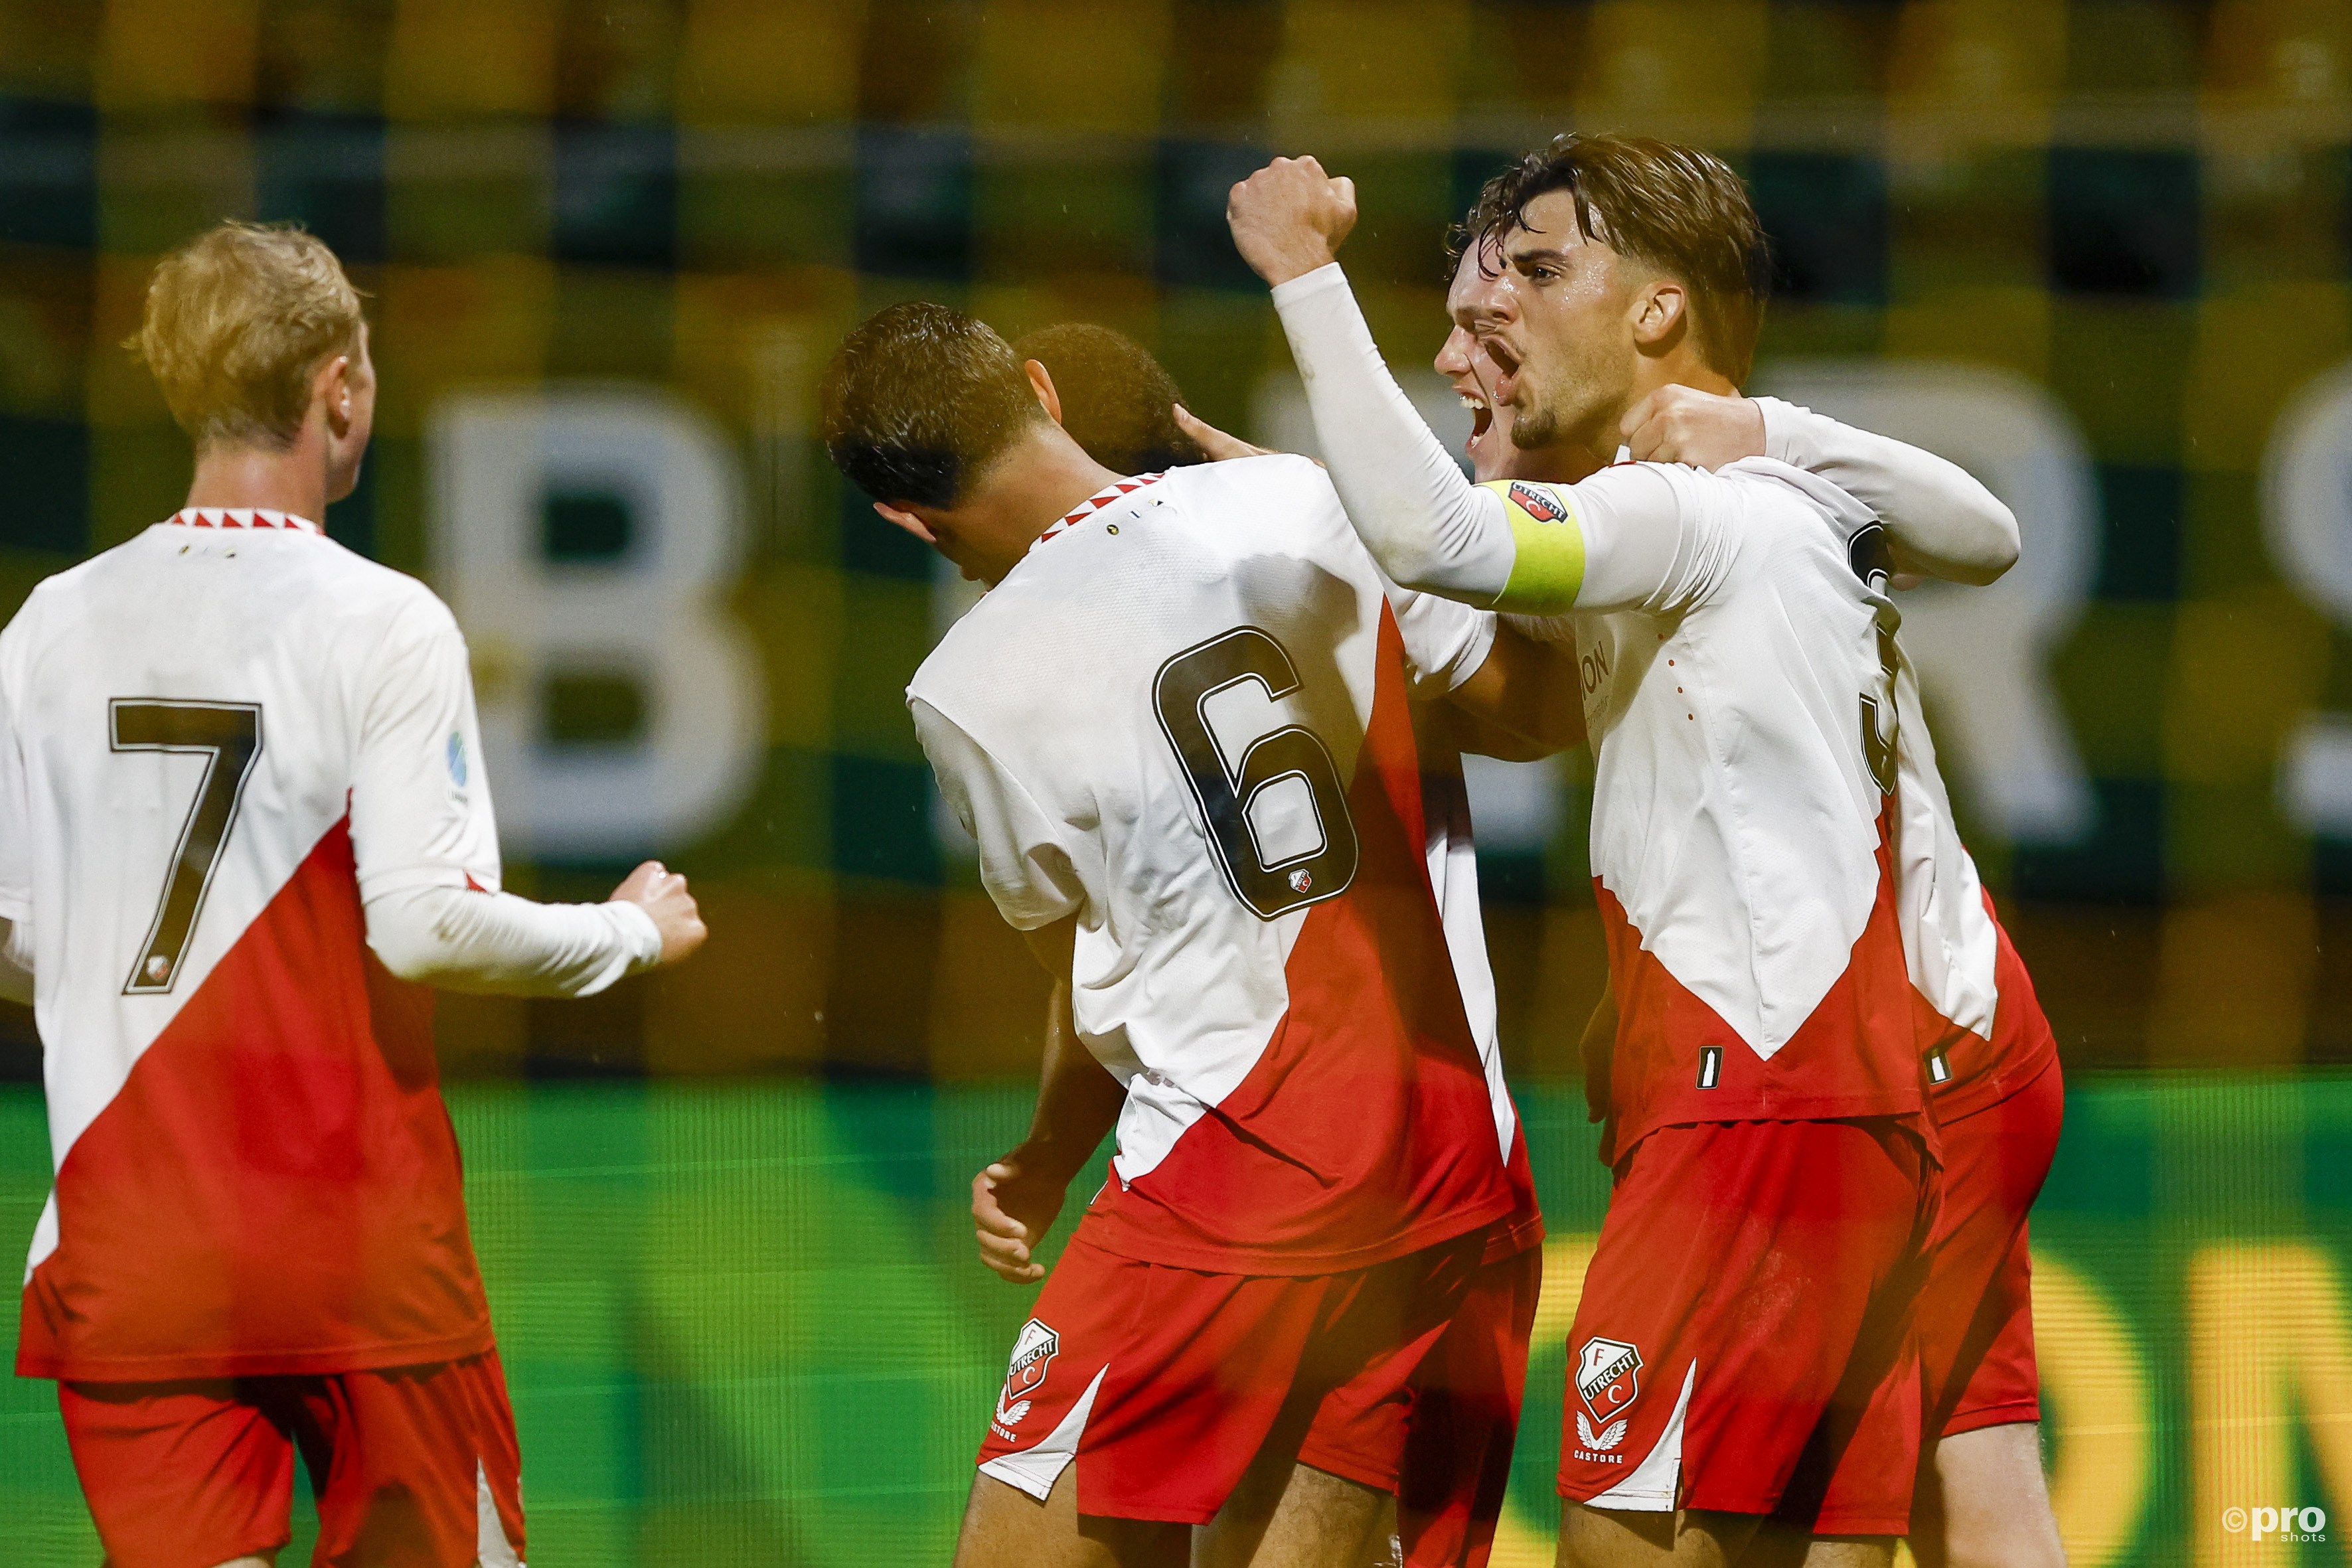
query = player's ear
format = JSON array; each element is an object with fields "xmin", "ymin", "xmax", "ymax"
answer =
[
  {"xmin": 317, "ymin": 353, "xmax": 355, "ymax": 435},
  {"xmin": 873, "ymin": 501, "xmax": 938, "ymax": 545},
  {"xmin": 1632, "ymin": 279, "xmax": 1688, "ymax": 354},
  {"xmin": 1025, "ymin": 359, "xmax": 1065, "ymax": 427}
]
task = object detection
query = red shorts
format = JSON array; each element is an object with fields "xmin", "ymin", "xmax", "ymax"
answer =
[
  {"xmin": 975, "ymin": 1229, "xmax": 1486, "ymax": 1524},
  {"xmin": 57, "ymin": 1351, "xmax": 525, "ymax": 1568},
  {"xmin": 1293, "ymin": 1233, "xmax": 1541, "ymax": 1566},
  {"xmin": 1557, "ymin": 1117, "xmax": 1938, "ymax": 1535},
  {"xmin": 1390, "ymin": 1241, "xmax": 1542, "ymax": 1567},
  {"xmin": 1920, "ymin": 1056, "xmax": 2064, "ymax": 1438}
]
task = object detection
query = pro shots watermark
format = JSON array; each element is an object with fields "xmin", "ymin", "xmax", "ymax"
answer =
[{"xmin": 2222, "ymin": 1505, "xmax": 2329, "ymax": 1543}]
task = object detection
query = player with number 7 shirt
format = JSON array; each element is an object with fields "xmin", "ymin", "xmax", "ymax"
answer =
[{"xmin": 0, "ymin": 222, "xmax": 707, "ymax": 1568}]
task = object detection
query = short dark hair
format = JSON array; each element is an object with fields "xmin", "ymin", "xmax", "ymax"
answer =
[
  {"xmin": 1013, "ymin": 322, "xmax": 1206, "ymax": 475},
  {"xmin": 820, "ymin": 301, "xmax": 1048, "ymax": 507},
  {"xmin": 1451, "ymin": 134, "xmax": 1772, "ymax": 385}
]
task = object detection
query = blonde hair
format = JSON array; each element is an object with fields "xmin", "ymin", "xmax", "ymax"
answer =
[{"xmin": 130, "ymin": 221, "xmax": 366, "ymax": 451}]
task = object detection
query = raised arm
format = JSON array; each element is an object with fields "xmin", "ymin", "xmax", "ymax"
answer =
[{"xmin": 1235, "ymin": 163, "xmax": 1719, "ymax": 619}]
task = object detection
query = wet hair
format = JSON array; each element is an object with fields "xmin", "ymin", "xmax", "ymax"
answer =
[
  {"xmin": 819, "ymin": 301, "xmax": 1049, "ymax": 507},
  {"xmin": 131, "ymin": 220, "xmax": 366, "ymax": 451},
  {"xmin": 1450, "ymin": 133, "xmax": 1771, "ymax": 384},
  {"xmin": 1012, "ymin": 323, "xmax": 1206, "ymax": 475}
]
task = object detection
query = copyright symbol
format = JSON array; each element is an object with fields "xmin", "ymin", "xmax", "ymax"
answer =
[{"xmin": 2224, "ymin": 1508, "xmax": 2248, "ymax": 1533}]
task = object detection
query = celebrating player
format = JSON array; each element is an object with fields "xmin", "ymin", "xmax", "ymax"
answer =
[
  {"xmin": 1425, "ymin": 171, "xmax": 2069, "ymax": 1568},
  {"xmin": 973, "ymin": 321, "xmax": 1547, "ymax": 1568},
  {"xmin": 1575, "ymin": 373, "xmax": 2070, "ymax": 1568},
  {"xmin": 1177, "ymin": 212, "xmax": 2060, "ymax": 1567},
  {"xmin": 823, "ymin": 300, "xmax": 1579, "ymax": 1567},
  {"xmin": 0, "ymin": 221, "xmax": 707, "ymax": 1568},
  {"xmin": 1226, "ymin": 140, "xmax": 2020, "ymax": 1567}
]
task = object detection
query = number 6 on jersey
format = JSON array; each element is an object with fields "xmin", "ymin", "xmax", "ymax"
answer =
[
  {"xmin": 111, "ymin": 699, "xmax": 264, "ymax": 995},
  {"xmin": 1153, "ymin": 628, "xmax": 1359, "ymax": 920}
]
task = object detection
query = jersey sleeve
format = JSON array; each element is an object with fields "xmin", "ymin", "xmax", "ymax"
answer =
[
  {"xmin": 1755, "ymin": 396, "xmax": 2019, "ymax": 584},
  {"xmin": 0, "ymin": 615, "xmax": 34, "ymax": 924},
  {"xmin": 910, "ymin": 696, "xmax": 1087, "ymax": 931},
  {"xmin": 1269, "ymin": 264, "xmax": 1520, "ymax": 604},
  {"xmin": 1268, "ymin": 262, "xmax": 1735, "ymax": 619},
  {"xmin": 0, "ymin": 704, "xmax": 29, "ymax": 925},
  {"xmin": 1389, "ymin": 586, "xmax": 1498, "ymax": 697},
  {"xmin": 348, "ymin": 590, "xmax": 503, "ymax": 904},
  {"xmin": 1480, "ymin": 464, "xmax": 1740, "ymax": 616}
]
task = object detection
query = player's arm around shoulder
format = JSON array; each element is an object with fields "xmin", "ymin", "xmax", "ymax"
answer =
[{"xmin": 1626, "ymin": 383, "xmax": 2020, "ymax": 587}]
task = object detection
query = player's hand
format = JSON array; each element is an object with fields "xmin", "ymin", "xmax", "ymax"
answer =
[
  {"xmin": 972, "ymin": 1148, "xmax": 1069, "ymax": 1284},
  {"xmin": 1174, "ymin": 405, "xmax": 1276, "ymax": 462},
  {"xmin": 609, "ymin": 860, "xmax": 708, "ymax": 966},
  {"xmin": 1620, "ymin": 386, "xmax": 1766, "ymax": 471},
  {"xmin": 1227, "ymin": 156, "xmax": 1358, "ymax": 287}
]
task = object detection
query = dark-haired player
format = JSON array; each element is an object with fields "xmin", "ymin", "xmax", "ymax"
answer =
[
  {"xmin": 1227, "ymin": 139, "xmax": 2025, "ymax": 1567},
  {"xmin": 1419, "ymin": 167, "xmax": 2068, "ymax": 1568},
  {"xmin": 1012, "ymin": 323, "xmax": 1209, "ymax": 475},
  {"xmin": 973, "ymin": 325, "xmax": 1547, "ymax": 1568},
  {"xmin": 823, "ymin": 300, "xmax": 1579, "ymax": 1567}
]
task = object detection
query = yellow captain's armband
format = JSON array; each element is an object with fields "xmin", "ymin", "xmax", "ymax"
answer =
[{"xmin": 1480, "ymin": 479, "xmax": 1585, "ymax": 615}]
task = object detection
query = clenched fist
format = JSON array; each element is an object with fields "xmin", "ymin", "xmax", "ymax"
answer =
[
  {"xmin": 1619, "ymin": 384, "xmax": 1766, "ymax": 471},
  {"xmin": 1227, "ymin": 156, "xmax": 1358, "ymax": 288}
]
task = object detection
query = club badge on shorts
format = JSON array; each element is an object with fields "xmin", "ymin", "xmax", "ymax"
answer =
[
  {"xmin": 1572, "ymin": 1336, "xmax": 1643, "ymax": 1459},
  {"xmin": 1576, "ymin": 1336, "xmax": 1642, "ymax": 1423},
  {"xmin": 994, "ymin": 1318, "xmax": 1060, "ymax": 1433}
]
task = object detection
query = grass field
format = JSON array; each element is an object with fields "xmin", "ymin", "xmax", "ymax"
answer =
[{"xmin": 1, "ymin": 1071, "xmax": 2345, "ymax": 1565}]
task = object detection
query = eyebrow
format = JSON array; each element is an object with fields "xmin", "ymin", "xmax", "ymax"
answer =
[{"xmin": 1505, "ymin": 246, "xmax": 1571, "ymax": 270}]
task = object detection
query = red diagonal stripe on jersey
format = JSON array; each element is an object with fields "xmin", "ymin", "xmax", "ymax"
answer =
[
  {"xmin": 1083, "ymin": 605, "xmax": 1514, "ymax": 1275},
  {"xmin": 1917, "ymin": 892, "xmax": 2058, "ymax": 1123},
  {"xmin": 18, "ymin": 818, "xmax": 495, "ymax": 1381},
  {"xmin": 1590, "ymin": 804, "xmax": 1936, "ymax": 1168}
]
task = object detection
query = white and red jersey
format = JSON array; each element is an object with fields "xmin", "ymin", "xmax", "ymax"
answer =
[
  {"xmin": 911, "ymin": 457, "xmax": 1516, "ymax": 1276},
  {"xmin": 1501, "ymin": 461, "xmax": 1930, "ymax": 1162},
  {"xmin": 0, "ymin": 509, "xmax": 503, "ymax": 1380},
  {"xmin": 1887, "ymin": 648, "xmax": 2059, "ymax": 1123}
]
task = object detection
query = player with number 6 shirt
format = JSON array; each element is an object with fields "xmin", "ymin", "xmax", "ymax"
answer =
[{"xmin": 821, "ymin": 295, "xmax": 1588, "ymax": 1567}]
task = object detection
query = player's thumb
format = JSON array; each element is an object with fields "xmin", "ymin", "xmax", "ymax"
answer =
[{"xmin": 1618, "ymin": 390, "xmax": 1661, "ymax": 443}]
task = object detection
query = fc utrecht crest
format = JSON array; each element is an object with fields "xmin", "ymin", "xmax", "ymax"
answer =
[
  {"xmin": 996, "ymin": 1318, "xmax": 1060, "ymax": 1428},
  {"xmin": 1509, "ymin": 481, "xmax": 1570, "ymax": 526},
  {"xmin": 1576, "ymin": 1336, "xmax": 1642, "ymax": 1424}
]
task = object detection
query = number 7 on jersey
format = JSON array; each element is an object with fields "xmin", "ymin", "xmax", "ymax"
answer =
[{"xmin": 110, "ymin": 699, "xmax": 264, "ymax": 996}]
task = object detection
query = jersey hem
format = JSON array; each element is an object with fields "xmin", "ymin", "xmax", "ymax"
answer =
[
  {"xmin": 1483, "ymin": 1209, "xmax": 1547, "ymax": 1264},
  {"xmin": 17, "ymin": 1322, "xmax": 495, "ymax": 1383},
  {"xmin": 1072, "ymin": 1192, "xmax": 1513, "ymax": 1279},
  {"xmin": 1940, "ymin": 1396, "xmax": 2041, "ymax": 1439},
  {"xmin": 1606, "ymin": 1095, "xmax": 1930, "ymax": 1168},
  {"xmin": 1928, "ymin": 1037, "xmax": 2062, "ymax": 1126}
]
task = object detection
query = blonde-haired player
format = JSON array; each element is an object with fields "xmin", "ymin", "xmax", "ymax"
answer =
[{"xmin": 0, "ymin": 220, "xmax": 706, "ymax": 1568}]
